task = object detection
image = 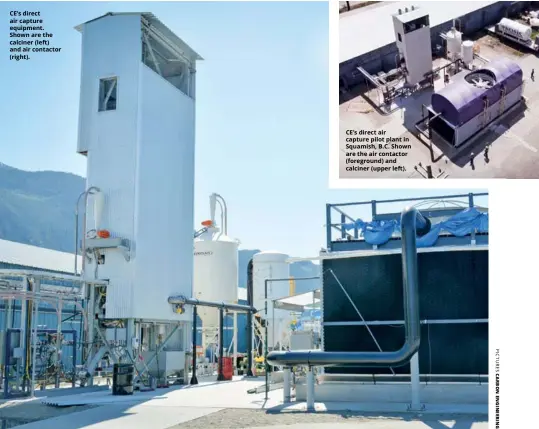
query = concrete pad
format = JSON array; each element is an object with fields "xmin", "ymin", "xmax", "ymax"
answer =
[
  {"xmin": 16, "ymin": 404, "xmax": 221, "ymax": 429},
  {"xmin": 251, "ymin": 422, "xmax": 488, "ymax": 429},
  {"xmin": 40, "ymin": 378, "xmax": 283, "ymax": 409},
  {"xmin": 296, "ymin": 383, "xmax": 487, "ymax": 405},
  {"xmin": 276, "ymin": 401, "xmax": 487, "ymax": 415}
]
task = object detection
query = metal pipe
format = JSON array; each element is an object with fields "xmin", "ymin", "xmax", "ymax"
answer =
[
  {"xmin": 329, "ymin": 192, "xmax": 488, "ymax": 208},
  {"xmin": 81, "ymin": 186, "xmax": 100, "ymax": 276},
  {"xmin": 3, "ymin": 329, "xmax": 12, "ymax": 398},
  {"xmin": 21, "ymin": 277, "xmax": 29, "ymax": 393},
  {"xmin": 87, "ymin": 284, "xmax": 95, "ymax": 386},
  {"xmin": 267, "ymin": 207, "xmax": 428, "ymax": 367},
  {"xmin": 71, "ymin": 330, "xmax": 77, "ymax": 389},
  {"xmin": 74, "ymin": 191, "xmax": 86, "ymax": 275},
  {"xmin": 29, "ymin": 281, "xmax": 40, "ymax": 397},
  {"xmin": 264, "ymin": 278, "xmax": 269, "ymax": 400},
  {"xmin": 191, "ymin": 306, "xmax": 198, "ymax": 385},
  {"xmin": 55, "ymin": 300, "xmax": 63, "ymax": 388},
  {"xmin": 410, "ymin": 353, "xmax": 421, "ymax": 410},
  {"xmin": 233, "ymin": 311, "xmax": 238, "ymax": 375},
  {"xmin": 246, "ymin": 259, "xmax": 254, "ymax": 376},
  {"xmin": 213, "ymin": 193, "xmax": 228, "ymax": 235},
  {"xmin": 217, "ymin": 308, "xmax": 225, "ymax": 381},
  {"xmin": 168, "ymin": 296, "xmax": 256, "ymax": 313}
]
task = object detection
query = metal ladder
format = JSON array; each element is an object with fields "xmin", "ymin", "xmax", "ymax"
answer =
[
  {"xmin": 480, "ymin": 97, "xmax": 490, "ymax": 128},
  {"xmin": 499, "ymin": 86, "xmax": 507, "ymax": 116}
]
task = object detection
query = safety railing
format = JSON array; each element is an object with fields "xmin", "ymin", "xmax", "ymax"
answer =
[{"xmin": 325, "ymin": 192, "xmax": 488, "ymax": 252}]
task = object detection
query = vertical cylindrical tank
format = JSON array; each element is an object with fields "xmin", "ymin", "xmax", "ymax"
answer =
[
  {"xmin": 461, "ymin": 41, "xmax": 474, "ymax": 65},
  {"xmin": 193, "ymin": 229, "xmax": 239, "ymax": 328},
  {"xmin": 253, "ymin": 251, "xmax": 292, "ymax": 350},
  {"xmin": 446, "ymin": 28, "xmax": 462, "ymax": 60}
]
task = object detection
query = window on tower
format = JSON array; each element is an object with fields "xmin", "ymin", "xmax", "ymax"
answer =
[
  {"xmin": 98, "ymin": 77, "xmax": 118, "ymax": 112},
  {"xmin": 141, "ymin": 21, "xmax": 195, "ymax": 99},
  {"xmin": 403, "ymin": 15, "xmax": 429, "ymax": 34}
]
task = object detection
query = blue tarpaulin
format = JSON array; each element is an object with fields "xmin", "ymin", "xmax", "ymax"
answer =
[{"xmin": 343, "ymin": 207, "xmax": 488, "ymax": 248}]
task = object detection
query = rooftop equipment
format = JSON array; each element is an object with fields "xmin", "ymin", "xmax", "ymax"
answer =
[
  {"xmin": 446, "ymin": 28, "xmax": 462, "ymax": 61},
  {"xmin": 461, "ymin": 40, "xmax": 474, "ymax": 66},
  {"xmin": 392, "ymin": 6, "xmax": 432, "ymax": 85},
  {"xmin": 497, "ymin": 17, "xmax": 532, "ymax": 42},
  {"xmin": 426, "ymin": 57, "xmax": 523, "ymax": 147}
]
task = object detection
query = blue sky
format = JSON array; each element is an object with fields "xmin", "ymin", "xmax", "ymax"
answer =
[{"xmin": 1, "ymin": 1, "xmax": 487, "ymax": 257}]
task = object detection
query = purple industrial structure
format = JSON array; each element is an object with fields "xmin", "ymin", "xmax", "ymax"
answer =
[
  {"xmin": 431, "ymin": 57, "xmax": 523, "ymax": 126},
  {"xmin": 415, "ymin": 56, "xmax": 524, "ymax": 147}
]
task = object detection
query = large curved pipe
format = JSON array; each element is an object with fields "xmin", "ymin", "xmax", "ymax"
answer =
[{"xmin": 267, "ymin": 206, "xmax": 429, "ymax": 367}]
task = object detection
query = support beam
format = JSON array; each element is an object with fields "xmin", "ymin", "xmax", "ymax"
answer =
[
  {"xmin": 306, "ymin": 368, "xmax": 315, "ymax": 411},
  {"xmin": 87, "ymin": 284, "xmax": 95, "ymax": 386},
  {"xmin": 283, "ymin": 367, "xmax": 291, "ymax": 403},
  {"xmin": 233, "ymin": 311, "xmax": 238, "ymax": 375},
  {"xmin": 55, "ymin": 299, "xmax": 63, "ymax": 388},
  {"xmin": 246, "ymin": 259, "xmax": 254, "ymax": 377},
  {"xmin": 143, "ymin": 31, "xmax": 162, "ymax": 76},
  {"xmin": 217, "ymin": 308, "xmax": 225, "ymax": 381},
  {"xmin": 29, "ymin": 279, "xmax": 40, "ymax": 397},
  {"xmin": 409, "ymin": 352, "xmax": 423, "ymax": 411},
  {"xmin": 191, "ymin": 306, "xmax": 198, "ymax": 385},
  {"xmin": 143, "ymin": 324, "xmax": 181, "ymax": 370}
]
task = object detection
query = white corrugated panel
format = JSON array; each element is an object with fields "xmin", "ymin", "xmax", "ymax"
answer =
[{"xmin": 0, "ymin": 239, "xmax": 80, "ymax": 274}]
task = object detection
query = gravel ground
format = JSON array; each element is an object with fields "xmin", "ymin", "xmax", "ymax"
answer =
[
  {"xmin": 171, "ymin": 409, "xmax": 488, "ymax": 429},
  {"xmin": 0, "ymin": 399, "xmax": 96, "ymax": 427}
]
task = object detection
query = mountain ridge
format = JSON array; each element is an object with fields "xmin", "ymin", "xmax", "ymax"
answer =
[{"xmin": 0, "ymin": 163, "xmax": 319, "ymax": 293}]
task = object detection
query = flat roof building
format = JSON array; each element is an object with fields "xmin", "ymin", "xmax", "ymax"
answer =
[{"xmin": 339, "ymin": 1, "xmax": 532, "ymax": 88}]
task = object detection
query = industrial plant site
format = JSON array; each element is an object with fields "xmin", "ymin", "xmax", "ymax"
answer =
[
  {"xmin": 340, "ymin": 1, "xmax": 539, "ymax": 178},
  {"xmin": 0, "ymin": 177, "xmax": 490, "ymax": 427},
  {"xmin": 0, "ymin": 2, "xmax": 494, "ymax": 429}
]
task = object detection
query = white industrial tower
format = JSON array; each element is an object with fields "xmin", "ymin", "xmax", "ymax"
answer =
[
  {"xmin": 74, "ymin": 13, "xmax": 203, "ymax": 383},
  {"xmin": 76, "ymin": 12, "xmax": 202, "ymax": 323},
  {"xmin": 392, "ymin": 6, "xmax": 432, "ymax": 85}
]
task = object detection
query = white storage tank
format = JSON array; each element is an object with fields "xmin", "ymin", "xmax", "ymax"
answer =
[
  {"xmin": 446, "ymin": 28, "xmax": 462, "ymax": 60},
  {"xmin": 498, "ymin": 18, "xmax": 532, "ymax": 41},
  {"xmin": 193, "ymin": 228, "xmax": 239, "ymax": 328},
  {"xmin": 253, "ymin": 251, "xmax": 293, "ymax": 350},
  {"xmin": 461, "ymin": 40, "xmax": 474, "ymax": 66}
]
